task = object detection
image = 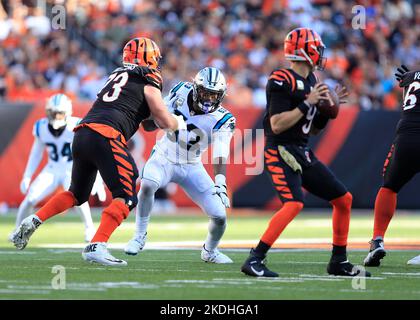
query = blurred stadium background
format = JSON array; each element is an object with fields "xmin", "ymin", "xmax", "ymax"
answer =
[
  {"xmin": 1, "ymin": 0, "xmax": 420, "ymax": 301},
  {"xmin": 0, "ymin": 0, "xmax": 420, "ymax": 213}
]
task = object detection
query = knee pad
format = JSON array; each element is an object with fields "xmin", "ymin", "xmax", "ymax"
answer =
[
  {"xmin": 103, "ymin": 199, "xmax": 130, "ymax": 225},
  {"xmin": 330, "ymin": 192, "xmax": 353, "ymax": 209},
  {"xmin": 211, "ymin": 215, "xmax": 226, "ymax": 226},
  {"xmin": 139, "ymin": 179, "xmax": 160, "ymax": 198}
]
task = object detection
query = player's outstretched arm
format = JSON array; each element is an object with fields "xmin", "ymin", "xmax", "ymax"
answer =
[
  {"xmin": 211, "ymin": 119, "xmax": 235, "ymax": 208},
  {"xmin": 144, "ymin": 85, "xmax": 186, "ymax": 131},
  {"xmin": 20, "ymin": 137, "xmax": 44, "ymax": 194},
  {"xmin": 141, "ymin": 119, "xmax": 158, "ymax": 132}
]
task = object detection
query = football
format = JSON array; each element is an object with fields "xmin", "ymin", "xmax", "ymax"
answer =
[{"xmin": 316, "ymin": 86, "xmax": 340, "ymax": 119}]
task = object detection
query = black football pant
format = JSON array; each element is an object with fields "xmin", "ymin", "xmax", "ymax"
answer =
[
  {"xmin": 383, "ymin": 134, "xmax": 420, "ymax": 193},
  {"xmin": 264, "ymin": 144, "xmax": 348, "ymax": 203},
  {"xmin": 69, "ymin": 127, "xmax": 139, "ymax": 210}
]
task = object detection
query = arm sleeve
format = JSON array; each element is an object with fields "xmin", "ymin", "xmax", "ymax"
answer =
[
  {"xmin": 212, "ymin": 116, "xmax": 236, "ymax": 160},
  {"xmin": 267, "ymin": 78, "xmax": 293, "ymax": 117},
  {"xmin": 22, "ymin": 137, "xmax": 44, "ymax": 179}
]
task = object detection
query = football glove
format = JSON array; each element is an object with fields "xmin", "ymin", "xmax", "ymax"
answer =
[
  {"xmin": 395, "ymin": 64, "xmax": 410, "ymax": 86},
  {"xmin": 213, "ymin": 174, "xmax": 230, "ymax": 208},
  {"xmin": 20, "ymin": 177, "xmax": 31, "ymax": 195},
  {"xmin": 173, "ymin": 114, "xmax": 187, "ymax": 131}
]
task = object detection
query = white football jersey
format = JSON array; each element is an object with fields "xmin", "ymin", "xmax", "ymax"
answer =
[
  {"xmin": 33, "ymin": 116, "xmax": 80, "ymax": 169},
  {"xmin": 155, "ymin": 82, "xmax": 235, "ymax": 164}
]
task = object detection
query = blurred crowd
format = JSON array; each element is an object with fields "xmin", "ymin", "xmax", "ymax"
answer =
[{"xmin": 0, "ymin": 0, "xmax": 419, "ymax": 110}]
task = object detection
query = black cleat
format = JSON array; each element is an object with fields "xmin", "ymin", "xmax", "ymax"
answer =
[
  {"xmin": 241, "ymin": 249, "xmax": 279, "ymax": 278},
  {"xmin": 327, "ymin": 259, "xmax": 371, "ymax": 277},
  {"xmin": 363, "ymin": 239, "xmax": 386, "ymax": 267}
]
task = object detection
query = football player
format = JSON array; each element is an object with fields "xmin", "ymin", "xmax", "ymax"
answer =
[
  {"xmin": 10, "ymin": 37, "xmax": 186, "ymax": 266},
  {"xmin": 125, "ymin": 67, "xmax": 235, "ymax": 264},
  {"xmin": 364, "ymin": 65, "xmax": 420, "ymax": 266},
  {"xmin": 10, "ymin": 94, "xmax": 105, "ymax": 242},
  {"xmin": 240, "ymin": 28, "xmax": 370, "ymax": 277}
]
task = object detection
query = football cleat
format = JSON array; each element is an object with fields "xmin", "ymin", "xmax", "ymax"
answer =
[
  {"xmin": 407, "ymin": 255, "xmax": 420, "ymax": 265},
  {"xmin": 82, "ymin": 242, "xmax": 127, "ymax": 266},
  {"xmin": 124, "ymin": 233, "xmax": 147, "ymax": 256},
  {"xmin": 10, "ymin": 214, "xmax": 42, "ymax": 250},
  {"xmin": 201, "ymin": 245, "xmax": 233, "ymax": 264},
  {"xmin": 84, "ymin": 227, "xmax": 96, "ymax": 243},
  {"xmin": 241, "ymin": 249, "xmax": 278, "ymax": 277},
  {"xmin": 363, "ymin": 239, "xmax": 386, "ymax": 267},
  {"xmin": 327, "ymin": 259, "xmax": 371, "ymax": 277}
]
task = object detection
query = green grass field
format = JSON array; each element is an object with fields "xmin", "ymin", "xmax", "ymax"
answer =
[{"xmin": 1, "ymin": 209, "xmax": 420, "ymax": 300}]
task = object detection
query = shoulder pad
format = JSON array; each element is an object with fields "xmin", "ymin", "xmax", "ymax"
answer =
[
  {"xmin": 213, "ymin": 112, "xmax": 235, "ymax": 131},
  {"xmin": 268, "ymin": 68, "xmax": 296, "ymax": 91},
  {"xmin": 141, "ymin": 67, "xmax": 163, "ymax": 91}
]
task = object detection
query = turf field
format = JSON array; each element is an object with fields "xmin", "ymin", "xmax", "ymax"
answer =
[{"xmin": 1, "ymin": 208, "xmax": 420, "ymax": 300}]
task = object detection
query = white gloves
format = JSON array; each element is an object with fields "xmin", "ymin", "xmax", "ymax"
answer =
[
  {"xmin": 20, "ymin": 177, "xmax": 31, "ymax": 195},
  {"xmin": 213, "ymin": 174, "xmax": 230, "ymax": 208},
  {"xmin": 173, "ymin": 114, "xmax": 187, "ymax": 131}
]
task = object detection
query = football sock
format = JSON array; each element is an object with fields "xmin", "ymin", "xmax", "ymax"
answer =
[
  {"xmin": 331, "ymin": 192, "xmax": 352, "ymax": 247},
  {"xmin": 135, "ymin": 179, "xmax": 159, "ymax": 237},
  {"xmin": 91, "ymin": 200, "xmax": 129, "ymax": 243},
  {"xmin": 75, "ymin": 202, "xmax": 95, "ymax": 230},
  {"xmin": 254, "ymin": 240, "xmax": 271, "ymax": 257},
  {"xmin": 373, "ymin": 187, "xmax": 397, "ymax": 239},
  {"xmin": 36, "ymin": 191, "xmax": 76, "ymax": 222},
  {"xmin": 16, "ymin": 198, "xmax": 34, "ymax": 227},
  {"xmin": 260, "ymin": 201, "xmax": 304, "ymax": 247},
  {"xmin": 331, "ymin": 245, "xmax": 347, "ymax": 262},
  {"xmin": 204, "ymin": 217, "xmax": 226, "ymax": 251}
]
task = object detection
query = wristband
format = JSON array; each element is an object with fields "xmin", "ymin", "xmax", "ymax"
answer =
[{"xmin": 297, "ymin": 100, "xmax": 310, "ymax": 114}]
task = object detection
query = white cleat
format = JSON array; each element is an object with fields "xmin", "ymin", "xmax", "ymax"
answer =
[
  {"xmin": 10, "ymin": 214, "xmax": 42, "ymax": 250},
  {"xmin": 8, "ymin": 231, "xmax": 15, "ymax": 243},
  {"xmin": 124, "ymin": 233, "xmax": 147, "ymax": 256},
  {"xmin": 407, "ymin": 255, "xmax": 420, "ymax": 265},
  {"xmin": 82, "ymin": 242, "xmax": 127, "ymax": 266},
  {"xmin": 84, "ymin": 227, "xmax": 96, "ymax": 243},
  {"xmin": 201, "ymin": 245, "xmax": 233, "ymax": 264}
]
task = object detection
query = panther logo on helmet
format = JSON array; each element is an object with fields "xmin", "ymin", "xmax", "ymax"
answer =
[
  {"xmin": 122, "ymin": 37, "xmax": 162, "ymax": 70},
  {"xmin": 45, "ymin": 94, "xmax": 72, "ymax": 130},
  {"xmin": 284, "ymin": 28, "xmax": 327, "ymax": 70},
  {"xmin": 193, "ymin": 67, "xmax": 227, "ymax": 114}
]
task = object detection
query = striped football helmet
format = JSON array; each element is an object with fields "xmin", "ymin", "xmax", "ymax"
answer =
[
  {"xmin": 122, "ymin": 37, "xmax": 162, "ymax": 70},
  {"xmin": 284, "ymin": 28, "xmax": 326, "ymax": 70}
]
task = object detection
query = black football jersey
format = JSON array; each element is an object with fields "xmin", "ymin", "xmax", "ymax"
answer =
[
  {"xmin": 263, "ymin": 68, "xmax": 323, "ymax": 146},
  {"xmin": 80, "ymin": 65, "xmax": 162, "ymax": 141},
  {"xmin": 396, "ymin": 69, "xmax": 420, "ymax": 134}
]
